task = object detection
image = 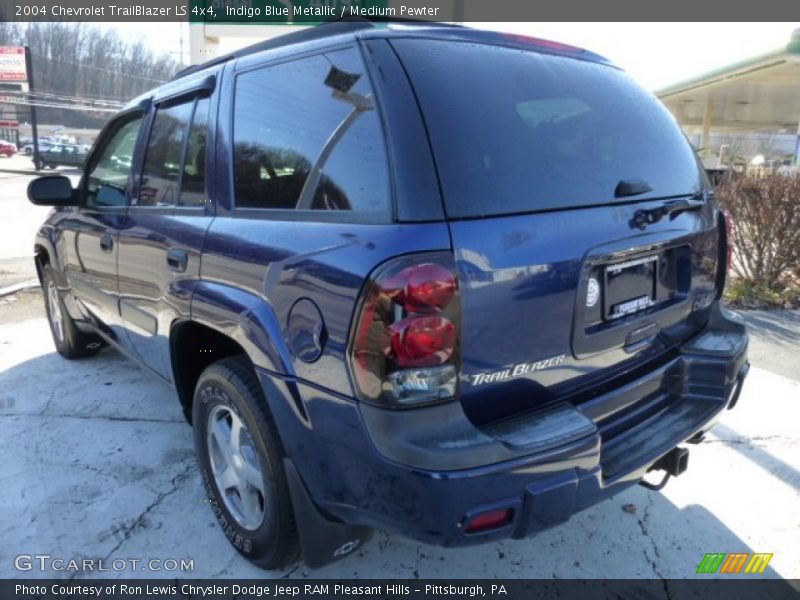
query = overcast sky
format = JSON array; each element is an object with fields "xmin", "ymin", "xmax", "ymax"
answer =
[{"xmin": 110, "ymin": 21, "xmax": 799, "ymax": 91}]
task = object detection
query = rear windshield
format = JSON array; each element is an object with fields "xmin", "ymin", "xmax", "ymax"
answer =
[{"xmin": 392, "ymin": 39, "xmax": 703, "ymax": 218}]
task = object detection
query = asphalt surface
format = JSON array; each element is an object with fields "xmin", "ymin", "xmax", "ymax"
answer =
[{"xmin": 1, "ymin": 160, "xmax": 798, "ymax": 580}]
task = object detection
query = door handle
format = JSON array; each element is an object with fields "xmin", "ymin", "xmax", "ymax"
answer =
[
  {"xmin": 100, "ymin": 234, "xmax": 114, "ymax": 253},
  {"xmin": 166, "ymin": 248, "xmax": 189, "ymax": 273}
]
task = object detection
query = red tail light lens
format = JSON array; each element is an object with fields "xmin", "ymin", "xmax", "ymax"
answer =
[
  {"xmin": 394, "ymin": 263, "xmax": 456, "ymax": 312},
  {"xmin": 350, "ymin": 253, "xmax": 460, "ymax": 408},
  {"xmin": 391, "ymin": 316, "xmax": 456, "ymax": 368}
]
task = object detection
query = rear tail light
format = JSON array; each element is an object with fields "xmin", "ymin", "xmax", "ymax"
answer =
[{"xmin": 349, "ymin": 252, "xmax": 460, "ymax": 408}]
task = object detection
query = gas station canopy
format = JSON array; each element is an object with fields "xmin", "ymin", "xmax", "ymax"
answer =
[{"xmin": 656, "ymin": 32, "xmax": 800, "ymax": 161}]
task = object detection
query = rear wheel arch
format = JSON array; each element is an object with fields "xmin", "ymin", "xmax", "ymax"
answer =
[{"xmin": 170, "ymin": 320, "xmax": 255, "ymax": 424}]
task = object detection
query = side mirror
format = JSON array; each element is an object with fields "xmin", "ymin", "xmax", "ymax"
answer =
[{"xmin": 27, "ymin": 176, "xmax": 78, "ymax": 207}]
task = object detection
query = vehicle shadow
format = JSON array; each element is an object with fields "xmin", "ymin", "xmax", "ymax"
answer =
[
  {"xmin": 736, "ymin": 309, "xmax": 800, "ymax": 347},
  {"xmin": 0, "ymin": 334, "xmax": 792, "ymax": 582}
]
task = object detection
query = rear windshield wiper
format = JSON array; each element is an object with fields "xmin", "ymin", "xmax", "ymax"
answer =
[{"xmin": 631, "ymin": 196, "xmax": 705, "ymax": 230}]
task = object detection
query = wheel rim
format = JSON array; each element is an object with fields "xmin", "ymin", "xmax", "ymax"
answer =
[
  {"xmin": 206, "ymin": 402, "xmax": 267, "ymax": 531},
  {"xmin": 47, "ymin": 281, "xmax": 65, "ymax": 346}
]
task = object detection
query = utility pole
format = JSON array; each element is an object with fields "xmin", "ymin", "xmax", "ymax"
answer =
[{"xmin": 24, "ymin": 46, "xmax": 41, "ymax": 170}]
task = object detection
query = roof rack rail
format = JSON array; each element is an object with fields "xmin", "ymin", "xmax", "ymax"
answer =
[{"xmin": 171, "ymin": 17, "xmax": 461, "ymax": 81}]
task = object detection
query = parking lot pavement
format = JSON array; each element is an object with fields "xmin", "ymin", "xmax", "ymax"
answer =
[{"xmin": 0, "ymin": 310, "xmax": 798, "ymax": 580}]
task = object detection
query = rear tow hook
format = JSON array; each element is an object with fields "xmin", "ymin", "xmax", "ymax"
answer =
[{"xmin": 639, "ymin": 446, "xmax": 690, "ymax": 491}]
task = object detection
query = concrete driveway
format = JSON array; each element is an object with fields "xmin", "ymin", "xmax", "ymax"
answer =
[
  {"xmin": 0, "ymin": 307, "xmax": 797, "ymax": 580},
  {"xmin": 1, "ymin": 161, "xmax": 798, "ymax": 580}
]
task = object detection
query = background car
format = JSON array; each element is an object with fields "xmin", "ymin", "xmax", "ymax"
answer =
[
  {"xmin": 33, "ymin": 143, "xmax": 88, "ymax": 170},
  {"xmin": 0, "ymin": 140, "xmax": 17, "ymax": 157},
  {"xmin": 22, "ymin": 141, "xmax": 52, "ymax": 156}
]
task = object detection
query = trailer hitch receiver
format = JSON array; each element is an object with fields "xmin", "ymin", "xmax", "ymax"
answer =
[{"xmin": 640, "ymin": 446, "xmax": 689, "ymax": 491}]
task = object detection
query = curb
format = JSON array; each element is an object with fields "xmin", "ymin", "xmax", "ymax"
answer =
[
  {"xmin": 0, "ymin": 166, "xmax": 81, "ymax": 177},
  {"xmin": 0, "ymin": 279, "xmax": 40, "ymax": 297},
  {"xmin": 0, "ymin": 166, "xmax": 41, "ymax": 177}
]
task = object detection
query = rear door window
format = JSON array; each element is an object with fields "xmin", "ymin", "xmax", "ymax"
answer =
[
  {"xmin": 232, "ymin": 47, "xmax": 390, "ymax": 216},
  {"xmin": 137, "ymin": 101, "xmax": 193, "ymax": 208},
  {"xmin": 392, "ymin": 39, "xmax": 703, "ymax": 218},
  {"xmin": 180, "ymin": 97, "xmax": 210, "ymax": 207},
  {"xmin": 135, "ymin": 97, "xmax": 209, "ymax": 209}
]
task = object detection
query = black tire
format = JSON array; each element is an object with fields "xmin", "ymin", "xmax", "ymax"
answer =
[
  {"xmin": 193, "ymin": 356, "xmax": 299, "ymax": 569},
  {"xmin": 41, "ymin": 265, "xmax": 104, "ymax": 359}
]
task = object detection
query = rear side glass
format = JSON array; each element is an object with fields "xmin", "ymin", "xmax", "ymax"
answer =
[
  {"xmin": 308, "ymin": 114, "xmax": 389, "ymax": 213},
  {"xmin": 392, "ymin": 39, "xmax": 703, "ymax": 218},
  {"xmin": 179, "ymin": 97, "xmax": 209, "ymax": 207},
  {"xmin": 137, "ymin": 101, "xmax": 193, "ymax": 208},
  {"xmin": 232, "ymin": 46, "xmax": 389, "ymax": 215}
]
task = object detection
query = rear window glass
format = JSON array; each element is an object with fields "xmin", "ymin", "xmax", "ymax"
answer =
[{"xmin": 392, "ymin": 40, "xmax": 703, "ymax": 218}]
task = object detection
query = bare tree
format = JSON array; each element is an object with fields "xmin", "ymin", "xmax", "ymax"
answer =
[
  {"xmin": 715, "ymin": 134, "xmax": 748, "ymax": 167},
  {"xmin": 0, "ymin": 23, "xmax": 180, "ymax": 127},
  {"xmin": 755, "ymin": 131, "xmax": 782, "ymax": 162},
  {"xmin": 718, "ymin": 173, "xmax": 800, "ymax": 286}
]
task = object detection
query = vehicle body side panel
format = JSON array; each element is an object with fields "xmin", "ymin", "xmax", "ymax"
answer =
[
  {"xmin": 118, "ymin": 212, "xmax": 213, "ymax": 381},
  {"xmin": 59, "ymin": 208, "xmax": 128, "ymax": 338},
  {"xmin": 203, "ymin": 47, "xmax": 452, "ymax": 394},
  {"xmin": 199, "ymin": 220, "xmax": 453, "ymax": 395}
]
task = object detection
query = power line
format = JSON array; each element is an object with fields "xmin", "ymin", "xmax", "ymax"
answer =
[
  {"xmin": 1, "ymin": 89, "xmax": 125, "ymax": 108},
  {"xmin": 33, "ymin": 88, "xmax": 131, "ymax": 104},
  {"xmin": 31, "ymin": 53, "xmax": 171, "ymax": 84},
  {"xmin": 0, "ymin": 98, "xmax": 119, "ymax": 113}
]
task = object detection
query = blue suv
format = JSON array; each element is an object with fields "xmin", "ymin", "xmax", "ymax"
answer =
[{"xmin": 28, "ymin": 21, "xmax": 749, "ymax": 569}]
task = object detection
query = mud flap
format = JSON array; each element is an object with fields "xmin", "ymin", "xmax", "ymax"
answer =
[{"xmin": 283, "ymin": 458, "xmax": 373, "ymax": 568}]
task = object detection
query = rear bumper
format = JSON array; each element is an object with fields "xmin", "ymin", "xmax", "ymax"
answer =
[{"xmin": 259, "ymin": 301, "xmax": 748, "ymax": 547}]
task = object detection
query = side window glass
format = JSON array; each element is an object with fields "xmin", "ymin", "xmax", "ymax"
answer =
[
  {"xmin": 136, "ymin": 101, "xmax": 193, "ymax": 208},
  {"xmin": 85, "ymin": 116, "xmax": 142, "ymax": 209},
  {"xmin": 309, "ymin": 112, "xmax": 389, "ymax": 213},
  {"xmin": 179, "ymin": 97, "xmax": 209, "ymax": 207},
  {"xmin": 232, "ymin": 47, "xmax": 389, "ymax": 215}
]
